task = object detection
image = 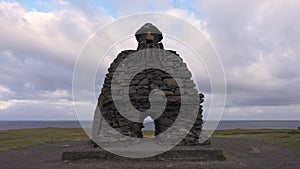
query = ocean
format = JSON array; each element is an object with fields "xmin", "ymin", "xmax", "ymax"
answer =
[{"xmin": 0, "ymin": 120, "xmax": 299, "ymax": 131}]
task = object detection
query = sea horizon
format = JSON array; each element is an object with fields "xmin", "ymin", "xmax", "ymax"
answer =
[{"xmin": 0, "ymin": 120, "xmax": 299, "ymax": 131}]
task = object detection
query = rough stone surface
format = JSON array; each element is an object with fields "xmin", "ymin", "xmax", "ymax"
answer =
[{"xmin": 92, "ymin": 23, "xmax": 205, "ymax": 146}]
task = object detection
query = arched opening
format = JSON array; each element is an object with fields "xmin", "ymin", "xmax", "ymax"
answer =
[{"xmin": 142, "ymin": 116, "xmax": 155, "ymax": 138}]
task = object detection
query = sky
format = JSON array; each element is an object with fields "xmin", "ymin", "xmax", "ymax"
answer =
[{"xmin": 0, "ymin": 0, "xmax": 300, "ymax": 120}]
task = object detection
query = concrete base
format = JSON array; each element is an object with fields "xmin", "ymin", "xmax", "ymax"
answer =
[{"xmin": 62, "ymin": 143, "xmax": 225, "ymax": 161}]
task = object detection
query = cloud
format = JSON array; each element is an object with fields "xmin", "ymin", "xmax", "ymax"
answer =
[
  {"xmin": 223, "ymin": 104, "xmax": 300, "ymax": 120},
  {"xmin": 164, "ymin": 8, "xmax": 208, "ymax": 37},
  {"xmin": 0, "ymin": 0, "xmax": 299, "ymax": 120},
  {"xmin": 0, "ymin": 101, "xmax": 12, "ymax": 111},
  {"xmin": 0, "ymin": 98, "xmax": 75, "ymax": 120},
  {"xmin": 0, "ymin": 1, "xmax": 112, "ymax": 120},
  {"xmin": 0, "ymin": 85, "xmax": 11, "ymax": 99},
  {"xmin": 192, "ymin": 1, "xmax": 300, "ymax": 118},
  {"xmin": 107, "ymin": 0, "xmax": 173, "ymax": 16},
  {"xmin": 0, "ymin": 1, "xmax": 113, "ymax": 68}
]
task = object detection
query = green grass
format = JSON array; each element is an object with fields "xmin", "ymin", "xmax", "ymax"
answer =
[
  {"xmin": 0, "ymin": 128, "xmax": 299, "ymax": 152},
  {"xmin": 0, "ymin": 128, "xmax": 88, "ymax": 151},
  {"xmin": 142, "ymin": 130, "xmax": 155, "ymax": 138},
  {"xmin": 213, "ymin": 129, "xmax": 300, "ymax": 148}
]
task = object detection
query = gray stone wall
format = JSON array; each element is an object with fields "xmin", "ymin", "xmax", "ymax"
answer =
[{"xmin": 92, "ymin": 23, "xmax": 204, "ymax": 146}]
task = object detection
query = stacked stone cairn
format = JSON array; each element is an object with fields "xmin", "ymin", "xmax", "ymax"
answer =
[{"xmin": 92, "ymin": 23, "xmax": 205, "ymax": 146}]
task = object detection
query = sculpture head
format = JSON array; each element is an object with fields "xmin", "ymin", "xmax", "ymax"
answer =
[{"xmin": 135, "ymin": 23, "xmax": 163, "ymax": 43}]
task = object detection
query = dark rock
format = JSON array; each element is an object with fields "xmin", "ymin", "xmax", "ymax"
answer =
[{"xmin": 92, "ymin": 23, "xmax": 204, "ymax": 146}]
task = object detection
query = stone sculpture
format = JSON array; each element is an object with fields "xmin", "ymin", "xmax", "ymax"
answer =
[{"xmin": 92, "ymin": 23, "xmax": 205, "ymax": 146}]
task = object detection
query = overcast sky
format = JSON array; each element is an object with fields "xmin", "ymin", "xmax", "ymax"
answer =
[{"xmin": 0, "ymin": 0, "xmax": 299, "ymax": 120}]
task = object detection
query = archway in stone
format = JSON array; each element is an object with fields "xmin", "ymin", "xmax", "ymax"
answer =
[{"xmin": 142, "ymin": 116, "xmax": 155, "ymax": 138}]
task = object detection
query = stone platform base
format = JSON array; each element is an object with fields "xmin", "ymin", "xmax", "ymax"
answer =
[{"xmin": 62, "ymin": 143, "xmax": 225, "ymax": 162}]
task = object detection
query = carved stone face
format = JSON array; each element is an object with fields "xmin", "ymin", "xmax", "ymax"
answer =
[{"xmin": 146, "ymin": 32, "xmax": 154, "ymax": 41}]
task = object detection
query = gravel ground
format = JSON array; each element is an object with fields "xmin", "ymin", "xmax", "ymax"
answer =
[{"xmin": 1, "ymin": 138, "xmax": 299, "ymax": 169}]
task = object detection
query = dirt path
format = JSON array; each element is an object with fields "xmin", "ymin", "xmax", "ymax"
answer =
[{"xmin": 0, "ymin": 138, "xmax": 299, "ymax": 169}]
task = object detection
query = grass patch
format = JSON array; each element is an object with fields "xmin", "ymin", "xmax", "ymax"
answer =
[
  {"xmin": 213, "ymin": 129, "xmax": 300, "ymax": 148},
  {"xmin": 0, "ymin": 128, "xmax": 88, "ymax": 151},
  {"xmin": 142, "ymin": 129, "xmax": 300, "ymax": 148},
  {"xmin": 142, "ymin": 130, "xmax": 155, "ymax": 138},
  {"xmin": 0, "ymin": 128, "xmax": 299, "ymax": 151}
]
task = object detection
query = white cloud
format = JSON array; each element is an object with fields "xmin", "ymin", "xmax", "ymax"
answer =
[
  {"xmin": 164, "ymin": 8, "xmax": 209, "ymax": 38},
  {"xmin": 1, "ymin": 0, "xmax": 299, "ymax": 120},
  {"xmin": 108, "ymin": 0, "xmax": 173, "ymax": 16},
  {"xmin": 0, "ymin": 85, "xmax": 11, "ymax": 95},
  {"xmin": 0, "ymin": 1, "xmax": 113, "ymax": 68},
  {"xmin": 0, "ymin": 1, "xmax": 113, "ymax": 120},
  {"xmin": 39, "ymin": 89, "xmax": 71, "ymax": 100},
  {"xmin": 0, "ymin": 101, "xmax": 12, "ymax": 110},
  {"xmin": 192, "ymin": 0, "xmax": 300, "ymax": 119},
  {"xmin": 0, "ymin": 99, "xmax": 75, "ymax": 120},
  {"xmin": 224, "ymin": 104, "xmax": 300, "ymax": 120}
]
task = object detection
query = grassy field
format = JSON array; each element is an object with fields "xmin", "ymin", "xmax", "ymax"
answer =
[
  {"xmin": 0, "ymin": 128, "xmax": 299, "ymax": 151},
  {"xmin": 213, "ymin": 129, "xmax": 300, "ymax": 148},
  {"xmin": 0, "ymin": 128, "xmax": 88, "ymax": 151}
]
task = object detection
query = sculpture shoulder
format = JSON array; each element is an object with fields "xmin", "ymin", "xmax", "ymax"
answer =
[
  {"xmin": 117, "ymin": 50, "xmax": 136, "ymax": 56},
  {"xmin": 112, "ymin": 50, "xmax": 137, "ymax": 63},
  {"xmin": 166, "ymin": 50, "xmax": 179, "ymax": 56}
]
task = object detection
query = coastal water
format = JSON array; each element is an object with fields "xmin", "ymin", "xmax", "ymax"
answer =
[{"xmin": 0, "ymin": 120, "xmax": 299, "ymax": 131}]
